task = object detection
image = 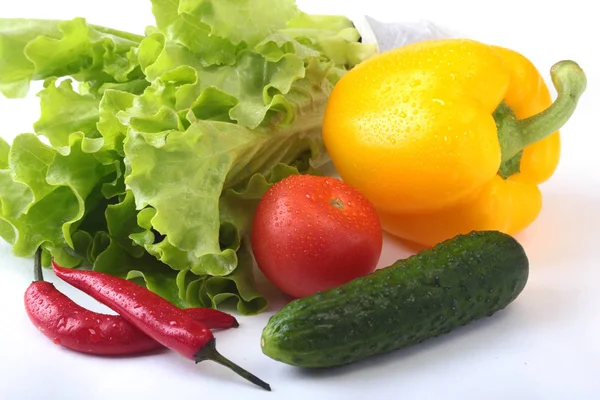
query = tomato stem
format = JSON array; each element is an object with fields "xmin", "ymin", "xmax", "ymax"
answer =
[{"xmin": 330, "ymin": 198, "xmax": 345, "ymax": 210}]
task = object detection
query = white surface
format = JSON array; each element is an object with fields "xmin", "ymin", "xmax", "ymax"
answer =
[{"xmin": 1, "ymin": 0, "xmax": 599, "ymax": 399}]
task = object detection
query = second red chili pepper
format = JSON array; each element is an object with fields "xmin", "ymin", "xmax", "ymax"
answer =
[{"xmin": 52, "ymin": 261, "xmax": 270, "ymax": 391}]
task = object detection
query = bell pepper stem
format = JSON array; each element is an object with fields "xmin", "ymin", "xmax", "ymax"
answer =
[{"xmin": 495, "ymin": 60, "xmax": 586, "ymax": 163}]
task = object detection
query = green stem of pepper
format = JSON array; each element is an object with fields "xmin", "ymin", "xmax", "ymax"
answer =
[
  {"xmin": 494, "ymin": 60, "xmax": 587, "ymax": 164},
  {"xmin": 33, "ymin": 248, "xmax": 43, "ymax": 282},
  {"xmin": 194, "ymin": 338, "xmax": 271, "ymax": 391}
]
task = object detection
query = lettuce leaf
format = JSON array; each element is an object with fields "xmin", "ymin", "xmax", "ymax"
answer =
[
  {"xmin": 0, "ymin": 18, "xmax": 143, "ymax": 98},
  {"xmin": 283, "ymin": 12, "xmax": 374, "ymax": 68},
  {"xmin": 0, "ymin": 132, "xmax": 115, "ymax": 265},
  {"xmin": 34, "ymin": 79, "xmax": 101, "ymax": 148},
  {"xmin": 150, "ymin": 0, "xmax": 298, "ymax": 66},
  {"xmin": 177, "ymin": 0, "xmax": 298, "ymax": 47},
  {"xmin": 150, "ymin": 0, "xmax": 239, "ymax": 66},
  {"xmin": 0, "ymin": 1, "xmax": 376, "ymax": 314},
  {"xmin": 0, "ymin": 137, "xmax": 9, "ymax": 168}
]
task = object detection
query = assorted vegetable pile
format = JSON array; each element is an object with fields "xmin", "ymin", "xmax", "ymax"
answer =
[
  {"xmin": 1, "ymin": 0, "xmax": 589, "ymax": 392},
  {"xmin": 0, "ymin": 0, "xmax": 376, "ymax": 314}
]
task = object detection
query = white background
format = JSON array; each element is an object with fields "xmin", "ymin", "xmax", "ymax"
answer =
[{"xmin": 1, "ymin": 1, "xmax": 599, "ymax": 399}]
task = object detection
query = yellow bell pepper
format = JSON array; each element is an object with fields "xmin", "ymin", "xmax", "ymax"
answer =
[{"xmin": 322, "ymin": 38, "xmax": 586, "ymax": 246}]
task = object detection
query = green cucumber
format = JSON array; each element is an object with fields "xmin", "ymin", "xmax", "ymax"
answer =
[{"xmin": 261, "ymin": 230, "xmax": 529, "ymax": 368}]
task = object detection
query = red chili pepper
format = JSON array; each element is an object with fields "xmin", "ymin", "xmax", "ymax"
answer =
[
  {"xmin": 25, "ymin": 250, "xmax": 239, "ymax": 356},
  {"xmin": 184, "ymin": 307, "xmax": 239, "ymax": 330},
  {"xmin": 52, "ymin": 261, "xmax": 270, "ymax": 391}
]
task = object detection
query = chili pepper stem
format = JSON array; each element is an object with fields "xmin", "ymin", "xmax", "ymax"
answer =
[
  {"xmin": 194, "ymin": 338, "xmax": 271, "ymax": 391},
  {"xmin": 33, "ymin": 248, "xmax": 43, "ymax": 282},
  {"xmin": 495, "ymin": 60, "xmax": 587, "ymax": 163}
]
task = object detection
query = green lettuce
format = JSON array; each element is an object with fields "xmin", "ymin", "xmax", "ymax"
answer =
[
  {"xmin": 0, "ymin": 18, "xmax": 143, "ymax": 98},
  {"xmin": 34, "ymin": 79, "xmax": 101, "ymax": 148},
  {"xmin": 0, "ymin": 137, "xmax": 8, "ymax": 168},
  {"xmin": 0, "ymin": 1, "xmax": 376, "ymax": 314}
]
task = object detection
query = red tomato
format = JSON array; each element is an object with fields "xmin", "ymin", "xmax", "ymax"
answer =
[{"xmin": 251, "ymin": 174, "xmax": 383, "ymax": 298}]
